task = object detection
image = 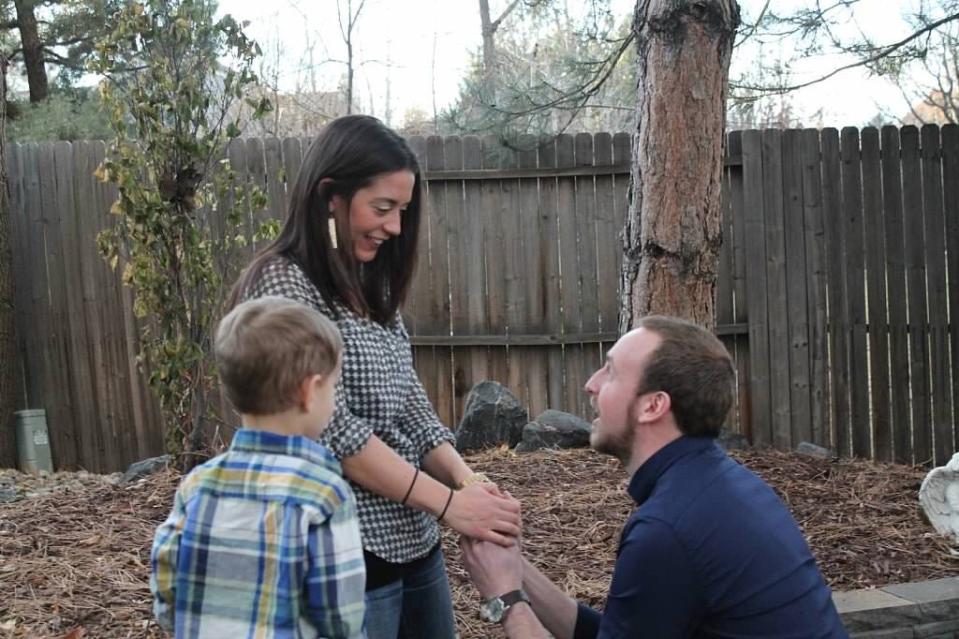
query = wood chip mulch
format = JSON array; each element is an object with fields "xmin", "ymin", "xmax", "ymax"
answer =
[{"xmin": 1, "ymin": 447, "xmax": 956, "ymax": 638}]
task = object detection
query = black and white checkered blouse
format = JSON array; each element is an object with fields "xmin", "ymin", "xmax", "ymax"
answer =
[{"xmin": 244, "ymin": 255, "xmax": 455, "ymax": 563}]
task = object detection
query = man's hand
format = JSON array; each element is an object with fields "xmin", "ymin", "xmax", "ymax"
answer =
[{"xmin": 459, "ymin": 536, "xmax": 524, "ymax": 598}]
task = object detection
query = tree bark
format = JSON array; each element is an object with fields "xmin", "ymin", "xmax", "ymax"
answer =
[
  {"xmin": 478, "ymin": 0, "xmax": 496, "ymax": 76},
  {"xmin": 621, "ymin": 0, "xmax": 740, "ymax": 330},
  {"xmin": 0, "ymin": 53, "xmax": 19, "ymax": 468},
  {"xmin": 13, "ymin": 0, "xmax": 48, "ymax": 103}
]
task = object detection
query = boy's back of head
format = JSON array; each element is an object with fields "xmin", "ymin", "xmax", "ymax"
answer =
[{"xmin": 215, "ymin": 296, "xmax": 343, "ymax": 416}]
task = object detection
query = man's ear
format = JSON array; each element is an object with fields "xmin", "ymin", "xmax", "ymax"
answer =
[{"xmin": 635, "ymin": 391, "xmax": 671, "ymax": 424}]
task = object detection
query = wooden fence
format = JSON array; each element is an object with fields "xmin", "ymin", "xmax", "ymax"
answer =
[{"xmin": 4, "ymin": 126, "xmax": 958, "ymax": 472}]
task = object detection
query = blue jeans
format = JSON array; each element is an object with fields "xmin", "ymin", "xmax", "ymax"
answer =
[{"xmin": 363, "ymin": 548, "xmax": 457, "ymax": 639}]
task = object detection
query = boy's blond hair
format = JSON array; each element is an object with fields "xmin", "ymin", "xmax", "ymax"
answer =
[{"xmin": 215, "ymin": 296, "xmax": 343, "ymax": 415}]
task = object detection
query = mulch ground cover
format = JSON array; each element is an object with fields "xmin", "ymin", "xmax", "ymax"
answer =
[{"xmin": 1, "ymin": 447, "xmax": 955, "ymax": 638}]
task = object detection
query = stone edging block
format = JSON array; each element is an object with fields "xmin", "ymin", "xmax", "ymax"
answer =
[{"xmin": 837, "ymin": 577, "xmax": 959, "ymax": 636}]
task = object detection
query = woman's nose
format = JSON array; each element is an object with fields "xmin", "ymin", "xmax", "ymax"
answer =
[{"xmin": 383, "ymin": 210, "xmax": 402, "ymax": 236}]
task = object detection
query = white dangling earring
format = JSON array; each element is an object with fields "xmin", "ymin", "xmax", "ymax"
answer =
[{"xmin": 328, "ymin": 216, "xmax": 338, "ymax": 250}]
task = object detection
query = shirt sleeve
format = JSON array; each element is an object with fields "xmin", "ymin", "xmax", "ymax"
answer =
[
  {"xmin": 150, "ymin": 488, "xmax": 186, "ymax": 632},
  {"xmin": 596, "ymin": 518, "xmax": 701, "ymax": 639},
  {"xmin": 574, "ymin": 602, "xmax": 603, "ymax": 639},
  {"xmin": 402, "ymin": 373, "xmax": 456, "ymax": 458},
  {"xmin": 322, "ymin": 379, "xmax": 377, "ymax": 458},
  {"xmin": 303, "ymin": 496, "xmax": 367, "ymax": 638}
]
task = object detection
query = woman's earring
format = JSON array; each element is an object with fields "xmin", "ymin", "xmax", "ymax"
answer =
[{"xmin": 328, "ymin": 217, "xmax": 338, "ymax": 250}]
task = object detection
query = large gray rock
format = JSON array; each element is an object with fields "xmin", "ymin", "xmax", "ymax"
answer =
[
  {"xmin": 515, "ymin": 410, "xmax": 592, "ymax": 453},
  {"xmin": 121, "ymin": 454, "xmax": 172, "ymax": 484},
  {"xmin": 795, "ymin": 441, "xmax": 835, "ymax": 460},
  {"xmin": 455, "ymin": 381, "xmax": 528, "ymax": 452}
]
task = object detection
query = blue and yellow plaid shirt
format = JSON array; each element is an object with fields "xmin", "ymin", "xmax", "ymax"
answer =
[{"xmin": 150, "ymin": 429, "xmax": 366, "ymax": 638}]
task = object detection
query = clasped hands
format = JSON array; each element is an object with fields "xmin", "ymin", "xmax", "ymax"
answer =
[{"xmin": 451, "ymin": 478, "xmax": 525, "ymax": 600}]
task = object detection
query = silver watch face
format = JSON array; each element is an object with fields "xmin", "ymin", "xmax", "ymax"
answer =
[{"xmin": 480, "ymin": 597, "xmax": 505, "ymax": 623}]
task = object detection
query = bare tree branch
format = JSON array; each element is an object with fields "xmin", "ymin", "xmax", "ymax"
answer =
[{"xmin": 734, "ymin": 12, "xmax": 959, "ymax": 95}]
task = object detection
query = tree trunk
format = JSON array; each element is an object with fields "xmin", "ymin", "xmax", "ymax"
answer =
[
  {"xmin": 478, "ymin": 0, "xmax": 496, "ymax": 76},
  {"xmin": 621, "ymin": 0, "xmax": 740, "ymax": 331},
  {"xmin": 0, "ymin": 53, "xmax": 19, "ymax": 468},
  {"xmin": 13, "ymin": 0, "xmax": 48, "ymax": 103}
]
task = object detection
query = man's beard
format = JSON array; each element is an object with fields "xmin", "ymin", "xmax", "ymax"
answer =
[{"xmin": 590, "ymin": 403, "xmax": 636, "ymax": 465}]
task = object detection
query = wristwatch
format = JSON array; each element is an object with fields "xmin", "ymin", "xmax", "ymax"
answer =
[{"xmin": 479, "ymin": 589, "xmax": 531, "ymax": 624}]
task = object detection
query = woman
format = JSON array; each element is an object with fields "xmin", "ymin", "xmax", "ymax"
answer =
[{"xmin": 231, "ymin": 115, "xmax": 521, "ymax": 639}]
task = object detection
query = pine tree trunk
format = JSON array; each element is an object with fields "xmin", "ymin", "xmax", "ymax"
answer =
[
  {"xmin": 478, "ymin": 0, "xmax": 496, "ymax": 77},
  {"xmin": 13, "ymin": 0, "xmax": 48, "ymax": 103},
  {"xmin": 620, "ymin": 0, "xmax": 739, "ymax": 331},
  {"xmin": 0, "ymin": 54, "xmax": 19, "ymax": 467}
]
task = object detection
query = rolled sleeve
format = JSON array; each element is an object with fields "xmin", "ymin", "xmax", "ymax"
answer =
[
  {"xmin": 403, "ymin": 374, "xmax": 456, "ymax": 458},
  {"xmin": 321, "ymin": 380, "xmax": 377, "ymax": 459},
  {"xmin": 150, "ymin": 490, "xmax": 185, "ymax": 632}
]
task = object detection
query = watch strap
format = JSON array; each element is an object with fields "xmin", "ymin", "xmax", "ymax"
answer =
[{"xmin": 494, "ymin": 589, "xmax": 531, "ymax": 623}]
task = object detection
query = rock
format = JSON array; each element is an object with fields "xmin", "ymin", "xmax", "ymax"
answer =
[
  {"xmin": 717, "ymin": 430, "xmax": 750, "ymax": 451},
  {"xmin": 454, "ymin": 381, "xmax": 528, "ymax": 452},
  {"xmin": 121, "ymin": 455, "xmax": 172, "ymax": 484},
  {"xmin": 515, "ymin": 410, "xmax": 592, "ymax": 453},
  {"xmin": 0, "ymin": 486, "xmax": 19, "ymax": 503},
  {"xmin": 795, "ymin": 441, "xmax": 835, "ymax": 460},
  {"xmin": 920, "ymin": 452, "xmax": 959, "ymax": 540}
]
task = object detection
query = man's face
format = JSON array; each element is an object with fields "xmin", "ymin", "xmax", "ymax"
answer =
[{"xmin": 584, "ymin": 328, "xmax": 662, "ymax": 463}]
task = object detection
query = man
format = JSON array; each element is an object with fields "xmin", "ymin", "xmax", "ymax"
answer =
[{"xmin": 461, "ymin": 315, "xmax": 847, "ymax": 638}]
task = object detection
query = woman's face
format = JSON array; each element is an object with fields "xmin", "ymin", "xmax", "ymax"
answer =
[{"xmin": 331, "ymin": 169, "xmax": 415, "ymax": 263}]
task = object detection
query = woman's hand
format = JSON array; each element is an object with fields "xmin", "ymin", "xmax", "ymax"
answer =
[{"xmin": 443, "ymin": 483, "xmax": 522, "ymax": 546}]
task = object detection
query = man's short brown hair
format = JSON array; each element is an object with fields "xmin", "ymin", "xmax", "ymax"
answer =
[
  {"xmin": 634, "ymin": 315, "xmax": 735, "ymax": 438},
  {"xmin": 215, "ymin": 296, "xmax": 343, "ymax": 415}
]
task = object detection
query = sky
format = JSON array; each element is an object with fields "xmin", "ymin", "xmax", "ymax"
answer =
[{"xmin": 216, "ymin": 0, "xmax": 929, "ymax": 129}]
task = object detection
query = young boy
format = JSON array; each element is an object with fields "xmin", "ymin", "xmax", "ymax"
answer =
[{"xmin": 150, "ymin": 296, "xmax": 365, "ymax": 638}]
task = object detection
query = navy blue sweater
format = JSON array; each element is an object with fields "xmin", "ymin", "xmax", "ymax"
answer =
[{"xmin": 574, "ymin": 436, "xmax": 847, "ymax": 639}]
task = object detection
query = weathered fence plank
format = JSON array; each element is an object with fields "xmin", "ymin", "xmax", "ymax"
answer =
[
  {"xmin": 4, "ymin": 145, "xmax": 26, "ymax": 467},
  {"xmin": 53, "ymin": 141, "xmax": 89, "ymax": 470},
  {"xmin": 461, "ymin": 136, "xmax": 491, "ymax": 406},
  {"xmin": 943, "ymin": 124, "xmax": 959, "ymax": 457},
  {"xmin": 426, "ymin": 135, "xmax": 454, "ymax": 428},
  {"xmin": 861, "ymin": 127, "xmax": 891, "ymax": 460},
  {"xmin": 801, "ymin": 129, "xmax": 828, "ymax": 449},
  {"xmin": 517, "ymin": 137, "xmax": 548, "ymax": 419},
  {"xmin": 575, "ymin": 133, "xmax": 600, "ymax": 420},
  {"xmin": 841, "ymin": 127, "xmax": 870, "ymax": 459},
  {"xmin": 538, "ymin": 137, "xmax": 565, "ymax": 416},
  {"xmin": 902, "ymin": 126, "xmax": 932, "ymax": 465},
  {"xmin": 556, "ymin": 134, "xmax": 585, "ymax": 417},
  {"xmin": 727, "ymin": 131, "xmax": 751, "ymax": 439},
  {"xmin": 762, "ymin": 130, "xmax": 791, "ymax": 449},
  {"xmin": 742, "ymin": 130, "xmax": 772, "ymax": 446},
  {"xmin": 920, "ymin": 125, "xmax": 952, "ymax": 465},
  {"xmin": 822, "ymin": 128, "xmax": 850, "ymax": 457},
  {"xmin": 782, "ymin": 129, "xmax": 812, "ymax": 445},
  {"xmin": 881, "ymin": 126, "xmax": 912, "ymax": 464}
]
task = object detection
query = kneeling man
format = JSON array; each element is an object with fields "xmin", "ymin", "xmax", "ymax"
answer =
[{"xmin": 461, "ymin": 315, "xmax": 847, "ymax": 638}]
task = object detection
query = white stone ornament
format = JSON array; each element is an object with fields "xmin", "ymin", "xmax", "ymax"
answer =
[{"xmin": 919, "ymin": 452, "xmax": 959, "ymax": 540}]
